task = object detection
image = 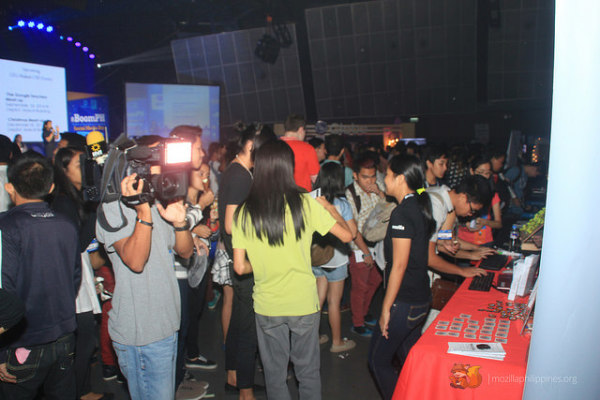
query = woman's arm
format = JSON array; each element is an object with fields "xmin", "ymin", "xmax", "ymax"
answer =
[
  {"xmin": 315, "ymin": 196, "xmax": 352, "ymax": 243},
  {"xmin": 480, "ymin": 202, "xmax": 502, "ymax": 230},
  {"xmin": 346, "ymin": 218, "xmax": 358, "ymax": 240},
  {"xmin": 224, "ymin": 204, "xmax": 238, "ymax": 235},
  {"xmin": 428, "ymin": 242, "xmax": 487, "ymax": 278},
  {"xmin": 329, "ymin": 222, "xmax": 352, "ymax": 243},
  {"xmin": 379, "ymin": 237, "xmax": 411, "ymax": 338},
  {"xmin": 233, "ymin": 247, "xmax": 253, "ymax": 275}
]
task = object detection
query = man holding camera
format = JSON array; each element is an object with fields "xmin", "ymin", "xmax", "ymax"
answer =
[{"xmin": 96, "ymin": 133, "xmax": 196, "ymax": 400}]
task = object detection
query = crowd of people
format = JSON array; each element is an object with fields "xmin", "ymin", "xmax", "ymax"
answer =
[{"xmin": 0, "ymin": 115, "xmax": 543, "ymax": 400}]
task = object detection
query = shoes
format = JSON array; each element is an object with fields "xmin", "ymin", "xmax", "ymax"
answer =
[
  {"xmin": 364, "ymin": 315, "xmax": 377, "ymax": 327},
  {"xmin": 319, "ymin": 334, "xmax": 329, "ymax": 344},
  {"xmin": 102, "ymin": 365, "xmax": 118, "ymax": 381},
  {"xmin": 115, "ymin": 370, "xmax": 126, "ymax": 384},
  {"xmin": 351, "ymin": 325, "xmax": 373, "ymax": 337},
  {"xmin": 176, "ymin": 380, "xmax": 207, "ymax": 400},
  {"xmin": 184, "ymin": 372, "xmax": 209, "ymax": 390},
  {"xmin": 207, "ymin": 289, "xmax": 221, "ymax": 310},
  {"xmin": 330, "ymin": 338, "xmax": 356, "ymax": 353},
  {"xmin": 185, "ymin": 355, "xmax": 217, "ymax": 370}
]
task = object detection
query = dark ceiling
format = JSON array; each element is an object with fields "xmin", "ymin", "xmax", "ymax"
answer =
[
  {"xmin": 0, "ymin": 0, "xmax": 363, "ymax": 131},
  {"xmin": 1, "ymin": 0, "xmax": 358, "ymax": 63}
]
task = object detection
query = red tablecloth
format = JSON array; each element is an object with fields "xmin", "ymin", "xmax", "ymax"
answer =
[{"xmin": 392, "ymin": 272, "xmax": 531, "ymax": 400}]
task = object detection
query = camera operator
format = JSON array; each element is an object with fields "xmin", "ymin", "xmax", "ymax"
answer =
[{"xmin": 96, "ymin": 134, "xmax": 194, "ymax": 400}]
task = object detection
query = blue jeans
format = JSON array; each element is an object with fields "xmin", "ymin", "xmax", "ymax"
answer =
[
  {"xmin": 0, "ymin": 333, "xmax": 75, "ymax": 400},
  {"xmin": 368, "ymin": 300, "xmax": 429, "ymax": 400},
  {"xmin": 113, "ymin": 333, "xmax": 178, "ymax": 400}
]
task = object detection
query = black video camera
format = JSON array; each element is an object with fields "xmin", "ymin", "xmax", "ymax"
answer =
[
  {"xmin": 122, "ymin": 137, "xmax": 193, "ymax": 206},
  {"xmin": 95, "ymin": 134, "xmax": 194, "ymax": 232}
]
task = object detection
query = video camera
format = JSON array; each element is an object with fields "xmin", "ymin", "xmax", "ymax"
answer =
[
  {"xmin": 81, "ymin": 132, "xmax": 193, "ymax": 206},
  {"xmin": 123, "ymin": 137, "xmax": 193, "ymax": 206}
]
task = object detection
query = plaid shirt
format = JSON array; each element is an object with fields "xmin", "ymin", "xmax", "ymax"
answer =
[{"xmin": 345, "ymin": 181, "xmax": 385, "ymax": 251}]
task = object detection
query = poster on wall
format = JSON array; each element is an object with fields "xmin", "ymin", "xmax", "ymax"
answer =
[{"xmin": 67, "ymin": 93, "xmax": 110, "ymax": 139}]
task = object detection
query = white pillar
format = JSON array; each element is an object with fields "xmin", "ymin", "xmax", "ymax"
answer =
[{"xmin": 523, "ymin": 1, "xmax": 600, "ymax": 398}]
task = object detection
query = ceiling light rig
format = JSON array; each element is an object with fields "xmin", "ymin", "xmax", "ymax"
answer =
[
  {"xmin": 254, "ymin": 15, "xmax": 294, "ymax": 65},
  {"xmin": 7, "ymin": 19, "xmax": 97, "ymax": 61}
]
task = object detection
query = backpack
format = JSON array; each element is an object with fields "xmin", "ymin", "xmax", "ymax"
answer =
[{"xmin": 361, "ymin": 201, "xmax": 396, "ymax": 243}]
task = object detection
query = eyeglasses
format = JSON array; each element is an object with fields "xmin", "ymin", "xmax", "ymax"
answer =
[{"xmin": 468, "ymin": 201, "xmax": 476, "ymax": 216}]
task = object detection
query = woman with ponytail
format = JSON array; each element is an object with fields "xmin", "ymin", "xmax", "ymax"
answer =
[{"xmin": 368, "ymin": 154, "xmax": 436, "ymax": 400}]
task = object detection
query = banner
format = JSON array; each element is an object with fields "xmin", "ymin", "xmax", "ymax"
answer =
[{"xmin": 67, "ymin": 94, "xmax": 109, "ymax": 138}]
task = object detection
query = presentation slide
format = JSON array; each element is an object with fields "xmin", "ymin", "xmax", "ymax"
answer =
[
  {"xmin": 126, "ymin": 83, "xmax": 220, "ymax": 144},
  {"xmin": 0, "ymin": 59, "xmax": 68, "ymax": 142}
]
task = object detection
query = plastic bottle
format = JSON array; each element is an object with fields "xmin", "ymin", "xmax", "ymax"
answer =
[{"xmin": 509, "ymin": 224, "xmax": 519, "ymax": 251}]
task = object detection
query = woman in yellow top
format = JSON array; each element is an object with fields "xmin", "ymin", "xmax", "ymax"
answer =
[{"xmin": 232, "ymin": 140, "xmax": 352, "ymax": 400}]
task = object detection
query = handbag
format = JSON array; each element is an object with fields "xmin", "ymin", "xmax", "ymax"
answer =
[
  {"xmin": 431, "ymin": 278, "xmax": 460, "ymax": 310},
  {"xmin": 211, "ymin": 240, "xmax": 232, "ymax": 286},
  {"xmin": 311, "ymin": 232, "xmax": 335, "ymax": 267}
]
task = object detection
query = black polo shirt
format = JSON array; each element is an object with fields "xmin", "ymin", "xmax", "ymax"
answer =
[{"xmin": 383, "ymin": 194, "xmax": 431, "ymax": 303}]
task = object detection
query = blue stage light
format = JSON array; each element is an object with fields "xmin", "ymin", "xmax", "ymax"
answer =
[
  {"xmin": 46, "ymin": 26, "xmax": 53, "ymax": 32},
  {"xmin": 75, "ymin": 42, "xmax": 81, "ymax": 47},
  {"xmin": 60, "ymin": 35, "xmax": 64, "ymax": 40},
  {"xmin": 82, "ymin": 47, "xmax": 88, "ymax": 52},
  {"xmin": 8, "ymin": 26, "xmax": 13, "ymax": 31},
  {"xmin": 28, "ymin": 21, "xmax": 35, "ymax": 28},
  {"xmin": 89, "ymin": 54, "xmax": 96, "ymax": 59},
  {"xmin": 67, "ymin": 36, "xmax": 73, "ymax": 42},
  {"xmin": 37, "ymin": 23, "xmax": 44, "ymax": 30},
  {"xmin": 18, "ymin": 20, "xmax": 25, "ymax": 27}
]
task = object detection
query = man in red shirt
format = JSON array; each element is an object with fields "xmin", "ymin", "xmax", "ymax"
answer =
[{"xmin": 280, "ymin": 114, "xmax": 320, "ymax": 191}]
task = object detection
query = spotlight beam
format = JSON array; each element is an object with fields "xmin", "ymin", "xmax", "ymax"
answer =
[{"xmin": 98, "ymin": 46, "xmax": 173, "ymax": 67}]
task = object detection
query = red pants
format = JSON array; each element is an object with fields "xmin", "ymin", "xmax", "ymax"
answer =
[
  {"xmin": 349, "ymin": 253, "xmax": 382, "ymax": 327},
  {"xmin": 96, "ymin": 266, "xmax": 117, "ymax": 366}
]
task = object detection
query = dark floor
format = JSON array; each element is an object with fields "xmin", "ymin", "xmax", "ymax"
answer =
[{"xmin": 89, "ymin": 288, "xmax": 384, "ymax": 400}]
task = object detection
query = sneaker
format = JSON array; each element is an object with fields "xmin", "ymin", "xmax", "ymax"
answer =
[
  {"xmin": 185, "ymin": 355, "xmax": 217, "ymax": 370},
  {"xmin": 102, "ymin": 365, "xmax": 118, "ymax": 381},
  {"xmin": 207, "ymin": 289, "xmax": 221, "ymax": 310},
  {"xmin": 176, "ymin": 380, "xmax": 207, "ymax": 400},
  {"xmin": 319, "ymin": 334, "xmax": 329, "ymax": 345},
  {"xmin": 330, "ymin": 338, "xmax": 356, "ymax": 353},
  {"xmin": 364, "ymin": 315, "xmax": 377, "ymax": 327},
  {"xmin": 351, "ymin": 325, "xmax": 373, "ymax": 337},
  {"xmin": 116, "ymin": 370, "xmax": 126, "ymax": 384},
  {"xmin": 184, "ymin": 372, "xmax": 209, "ymax": 390}
]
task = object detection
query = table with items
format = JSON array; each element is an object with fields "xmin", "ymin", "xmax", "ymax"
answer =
[{"xmin": 392, "ymin": 267, "xmax": 532, "ymax": 400}]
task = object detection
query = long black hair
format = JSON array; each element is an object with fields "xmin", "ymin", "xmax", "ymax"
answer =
[
  {"xmin": 53, "ymin": 147, "xmax": 85, "ymax": 221},
  {"xmin": 388, "ymin": 154, "xmax": 436, "ymax": 238},
  {"xmin": 235, "ymin": 140, "xmax": 306, "ymax": 246},
  {"xmin": 314, "ymin": 162, "xmax": 345, "ymax": 203}
]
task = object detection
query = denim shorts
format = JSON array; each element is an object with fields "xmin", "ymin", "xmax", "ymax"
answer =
[{"xmin": 312, "ymin": 264, "xmax": 348, "ymax": 282}]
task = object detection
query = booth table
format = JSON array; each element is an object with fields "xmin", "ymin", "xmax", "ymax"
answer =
[{"xmin": 392, "ymin": 272, "xmax": 531, "ymax": 399}]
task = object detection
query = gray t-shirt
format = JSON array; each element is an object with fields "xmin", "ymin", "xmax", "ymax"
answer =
[
  {"xmin": 96, "ymin": 201, "xmax": 180, "ymax": 346},
  {"xmin": 426, "ymin": 185, "xmax": 454, "ymax": 242}
]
